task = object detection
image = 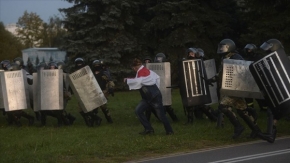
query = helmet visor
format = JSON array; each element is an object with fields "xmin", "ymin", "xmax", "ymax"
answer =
[
  {"xmin": 156, "ymin": 57, "xmax": 163, "ymax": 62},
  {"xmin": 244, "ymin": 44, "xmax": 254, "ymax": 50},
  {"xmin": 198, "ymin": 51, "xmax": 204, "ymax": 57},
  {"xmin": 260, "ymin": 42, "xmax": 273, "ymax": 51},
  {"xmin": 217, "ymin": 44, "xmax": 229, "ymax": 54}
]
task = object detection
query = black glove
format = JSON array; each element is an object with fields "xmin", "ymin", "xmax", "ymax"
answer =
[
  {"xmin": 206, "ymin": 78, "xmax": 215, "ymax": 86},
  {"xmin": 108, "ymin": 88, "xmax": 114, "ymax": 97}
]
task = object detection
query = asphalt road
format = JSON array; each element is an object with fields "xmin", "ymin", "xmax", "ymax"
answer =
[{"xmin": 128, "ymin": 137, "xmax": 290, "ymax": 163}]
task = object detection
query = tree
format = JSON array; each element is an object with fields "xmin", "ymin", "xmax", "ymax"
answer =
[
  {"xmin": 240, "ymin": 0, "xmax": 290, "ymax": 52},
  {"xmin": 59, "ymin": 0, "xmax": 144, "ymax": 85},
  {"xmin": 16, "ymin": 11, "xmax": 44, "ymax": 48},
  {"xmin": 140, "ymin": 0, "xmax": 242, "ymax": 82},
  {"xmin": 0, "ymin": 22, "xmax": 24, "ymax": 62},
  {"xmin": 41, "ymin": 16, "xmax": 67, "ymax": 47}
]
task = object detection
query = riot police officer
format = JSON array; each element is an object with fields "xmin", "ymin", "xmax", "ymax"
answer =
[
  {"xmin": 13, "ymin": 57, "xmax": 40, "ymax": 120},
  {"xmin": 143, "ymin": 56, "xmax": 152, "ymax": 64},
  {"xmin": 92, "ymin": 59, "xmax": 114, "ymax": 123},
  {"xmin": 4, "ymin": 63, "xmax": 34, "ymax": 126},
  {"xmin": 208, "ymin": 39, "xmax": 262, "ymax": 139},
  {"xmin": 253, "ymin": 39, "xmax": 286, "ymax": 143},
  {"xmin": 39, "ymin": 61, "xmax": 74, "ymax": 126},
  {"xmin": 73, "ymin": 58, "xmax": 102, "ymax": 127},
  {"xmin": 184, "ymin": 48, "xmax": 217, "ymax": 123}
]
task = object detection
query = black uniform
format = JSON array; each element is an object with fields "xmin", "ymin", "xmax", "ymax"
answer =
[{"xmin": 92, "ymin": 60, "xmax": 113, "ymax": 123}]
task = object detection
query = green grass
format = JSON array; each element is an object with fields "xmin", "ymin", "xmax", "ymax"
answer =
[{"xmin": 0, "ymin": 89, "xmax": 290, "ymax": 163}]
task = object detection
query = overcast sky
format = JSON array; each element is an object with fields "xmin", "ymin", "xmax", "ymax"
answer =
[{"xmin": 0, "ymin": 0, "xmax": 73, "ymax": 25}]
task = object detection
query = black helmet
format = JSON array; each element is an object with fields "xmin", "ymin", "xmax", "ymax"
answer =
[
  {"xmin": 1, "ymin": 60, "xmax": 10, "ymax": 70},
  {"xmin": 92, "ymin": 60, "xmax": 102, "ymax": 66},
  {"xmin": 260, "ymin": 39, "xmax": 284, "ymax": 52},
  {"xmin": 197, "ymin": 48, "xmax": 205, "ymax": 58},
  {"xmin": 154, "ymin": 53, "xmax": 166, "ymax": 62},
  {"xmin": 217, "ymin": 39, "xmax": 236, "ymax": 54},
  {"xmin": 244, "ymin": 44, "xmax": 257, "ymax": 56},
  {"xmin": 13, "ymin": 57, "xmax": 24, "ymax": 67},
  {"xmin": 143, "ymin": 56, "xmax": 152, "ymax": 63},
  {"xmin": 7, "ymin": 63, "xmax": 21, "ymax": 71},
  {"xmin": 57, "ymin": 61, "xmax": 65, "ymax": 70},
  {"xmin": 187, "ymin": 48, "xmax": 198, "ymax": 59},
  {"xmin": 48, "ymin": 61, "xmax": 58, "ymax": 69},
  {"xmin": 92, "ymin": 59, "xmax": 104, "ymax": 71},
  {"xmin": 74, "ymin": 57, "xmax": 85, "ymax": 68},
  {"xmin": 37, "ymin": 62, "xmax": 48, "ymax": 70}
]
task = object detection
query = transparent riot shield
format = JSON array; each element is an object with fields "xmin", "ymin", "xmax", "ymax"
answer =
[
  {"xmin": 204, "ymin": 59, "xmax": 218, "ymax": 105},
  {"xmin": 146, "ymin": 62, "xmax": 172, "ymax": 106}
]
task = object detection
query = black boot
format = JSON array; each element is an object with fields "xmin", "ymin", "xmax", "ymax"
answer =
[
  {"xmin": 91, "ymin": 110, "xmax": 102, "ymax": 126},
  {"xmin": 40, "ymin": 111, "xmax": 47, "ymax": 126},
  {"xmin": 257, "ymin": 126, "xmax": 277, "ymax": 143},
  {"xmin": 203, "ymin": 106, "xmax": 217, "ymax": 122},
  {"xmin": 165, "ymin": 106, "xmax": 178, "ymax": 122},
  {"xmin": 80, "ymin": 111, "xmax": 93, "ymax": 127},
  {"xmin": 216, "ymin": 111, "xmax": 224, "ymax": 128},
  {"xmin": 184, "ymin": 107, "xmax": 194, "ymax": 125},
  {"xmin": 193, "ymin": 106, "xmax": 204, "ymax": 119},
  {"xmin": 20, "ymin": 111, "xmax": 34, "ymax": 126},
  {"xmin": 66, "ymin": 113, "xmax": 76, "ymax": 125},
  {"xmin": 237, "ymin": 109, "xmax": 261, "ymax": 139},
  {"xmin": 101, "ymin": 107, "xmax": 113, "ymax": 123},
  {"xmin": 220, "ymin": 108, "xmax": 244, "ymax": 139}
]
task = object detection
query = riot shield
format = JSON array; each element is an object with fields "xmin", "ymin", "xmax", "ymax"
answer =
[
  {"xmin": 145, "ymin": 62, "xmax": 172, "ymax": 106},
  {"xmin": 38, "ymin": 69, "xmax": 63, "ymax": 110},
  {"xmin": 68, "ymin": 66, "xmax": 107, "ymax": 113},
  {"xmin": 0, "ymin": 70, "xmax": 4, "ymax": 108},
  {"xmin": 249, "ymin": 49, "xmax": 290, "ymax": 114},
  {"xmin": 33, "ymin": 73, "xmax": 39, "ymax": 111},
  {"xmin": 220, "ymin": 59, "xmax": 263, "ymax": 99},
  {"xmin": 0, "ymin": 70, "xmax": 30, "ymax": 111},
  {"xmin": 204, "ymin": 59, "xmax": 218, "ymax": 105},
  {"xmin": 178, "ymin": 59, "xmax": 211, "ymax": 107},
  {"xmin": 63, "ymin": 73, "xmax": 70, "ymax": 91}
]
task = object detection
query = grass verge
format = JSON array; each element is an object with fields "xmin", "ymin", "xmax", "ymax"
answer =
[{"xmin": 0, "ymin": 89, "xmax": 289, "ymax": 163}]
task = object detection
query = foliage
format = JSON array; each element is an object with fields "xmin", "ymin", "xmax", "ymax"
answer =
[
  {"xmin": 0, "ymin": 22, "xmax": 24, "ymax": 62},
  {"xmin": 240, "ymin": 0, "xmax": 290, "ymax": 52},
  {"xmin": 0, "ymin": 90, "xmax": 290, "ymax": 163},
  {"xmin": 16, "ymin": 11, "xmax": 44, "ymax": 48},
  {"xmin": 59, "ymin": 0, "xmax": 145, "ymax": 86},
  {"xmin": 59, "ymin": 0, "xmax": 242, "ymax": 88},
  {"xmin": 41, "ymin": 16, "xmax": 67, "ymax": 47}
]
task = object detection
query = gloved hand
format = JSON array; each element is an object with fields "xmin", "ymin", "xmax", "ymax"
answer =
[
  {"xmin": 206, "ymin": 78, "xmax": 215, "ymax": 86},
  {"xmin": 108, "ymin": 88, "xmax": 114, "ymax": 97}
]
